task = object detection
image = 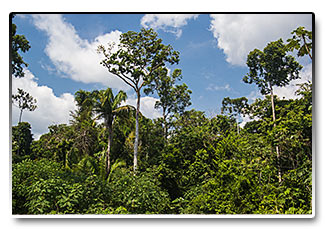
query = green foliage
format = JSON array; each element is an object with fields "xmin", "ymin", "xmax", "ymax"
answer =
[
  {"xmin": 137, "ymin": 117, "xmax": 165, "ymax": 170},
  {"xmin": 92, "ymin": 88, "xmax": 129, "ymax": 126},
  {"xmin": 97, "ymin": 28, "xmax": 181, "ymax": 173},
  {"xmin": 172, "ymin": 136, "xmax": 263, "ymax": 214},
  {"xmin": 31, "ymin": 124, "xmax": 76, "ymax": 164},
  {"xmin": 243, "ymin": 39, "xmax": 302, "ymax": 95},
  {"xmin": 70, "ymin": 90, "xmax": 100, "ymax": 157},
  {"xmin": 108, "ymin": 168, "xmax": 171, "ymax": 214},
  {"xmin": 11, "ymin": 27, "xmax": 312, "ymax": 215},
  {"xmin": 12, "ymin": 159, "xmax": 63, "ymax": 214},
  {"xmin": 97, "ymin": 28, "xmax": 180, "ymax": 89},
  {"xmin": 91, "ymin": 87, "xmax": 134, "ymax": 177},
  {"xmin": 11, "ymin": 14, "xmax": 31, "ymax": 78},
  {"xmin": 12, "ymin": 87, "xmax": 312, "ymax": 215},
  {"xmin": 287, "ymin": 26, "xmax": 312, "ymax": 59},
  {"xmin": 243, "ymin": 38, "xmax": 305, "ymax": 184},
  {"xmin": 12, "ymin": 122, "xmax": 33, "ymax": 162},
  {"xmin": 13, "ymin": 158, "xmax": 110, "ymax": 215},
  {"xmin": 221, "ymin": 97, "xmax": 249, "ymax": 117},
  {"xmin": 12, "ymin": 158, "xmax": 170, "ymax": 215},
  {"xmin": 157, "ymin": 111, "xmax": 237, "ymax": 199},
  {"xmin": 144, "ymin": 67, "xmax": 192, "ymax": 138},
  {"xmin": 24, "ymin": 174, "xmax": 112, "ymax": 214}
]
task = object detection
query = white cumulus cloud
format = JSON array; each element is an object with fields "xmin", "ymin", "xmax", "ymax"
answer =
[
  {"xmin": 141, "ymin": 14, "xmax": 199, "ymax": 38},
  {"xmin": 12, "ymin": 70, "xmax": 77, "ymax": 139},
  {"xmin": 122, "ymin": 96, "xmax": 162, "ymax": 120},
  {"xmin": 274, "ymin": 63, "xmax": 312, "ymax": 100},
  {"xmin": 31, "ymin": 14, "xmax": 128, "ymax": 90},
  {"xmin": 209, "ymin": 14, "xmax": 312, "ymax": 66}
]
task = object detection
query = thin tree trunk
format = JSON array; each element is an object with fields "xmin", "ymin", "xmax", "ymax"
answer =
[
  {"xmin": 133, "ymin": 90, "xmax": 140, "ymax": 174},
  {"xmin": 162, "ymin": 108, "xmax": 168, "ymax": 141},
  {"xmin": 270, "ymin": 85, "xmax": 276, "ymax": 124},
  {"xmin": 106, "ymin": 123, "xmax": 113, "ymax": 179},
  {"xmin": 302, "ymin": 34, "xmax": 312, "ymax": 60},
  {"xmin": 19, "ymin": 109, "xmax": 23, "ymax": 123},
  {"xmin": 270, "ymin": 84, "xmax": 282, "ymax": 183}
]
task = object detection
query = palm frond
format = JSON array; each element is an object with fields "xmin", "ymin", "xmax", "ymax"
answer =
[
  {"xmin": 112, "ymin": 90, "xmax": 127, "ymax": 109},
  {"xmin": 107, "ymin": 158, "xmax": 126, "ymax": 182},
  {"xmin": 113, "ymin": 105, "xmax": 135, "ymax": 115}
]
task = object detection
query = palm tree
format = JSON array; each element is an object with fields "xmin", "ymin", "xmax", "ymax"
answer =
[
  {"xmin": 70, "ymin": 90, "xmax": 98, "ymax": 158},
  {"xmin": 93, "ymin": 88, "xmax": 133, "ymax": 179}
]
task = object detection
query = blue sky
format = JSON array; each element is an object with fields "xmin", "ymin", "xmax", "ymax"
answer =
[{"xmin": 12, "ymin": 13, "xmax": 313, "ymax": 138}]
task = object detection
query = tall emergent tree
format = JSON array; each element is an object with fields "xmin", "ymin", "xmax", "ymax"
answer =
[
  {"xmin": 12, "ymin": 88, "xmax": 37, "ymax": 123},
  {"xmin": 287, "ymin": 26, "xmax": 312, "ymax": 60},
  {"xmin": 243, "ymin": 39, "xmax": 302, "ymax": 182},
  {"xmin": 221, "ymin": 96, "xmax": 249, "ymax": 134},
  {"xmin": 97, "ymin": 28, "xmax": 180, "ymax": 173},
  {"xmin": 144, "ymin": 67, "xmax": 192, "ymax": 140},
  {"xmin": 93, "ymin": 88, "xmax": 132, "ymax": 178},
  {"xmin": 11, "ymin": 14, "xmax": 31, "ymax": 78}
]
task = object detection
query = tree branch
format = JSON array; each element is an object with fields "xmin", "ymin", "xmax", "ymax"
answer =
[
  {"xmin": 101, "ymin": 61, "xmax": 137, "ymax": 91},
  {"xmin": 302, "ymin": 34, "xmax": 312, "ymax": 60}
]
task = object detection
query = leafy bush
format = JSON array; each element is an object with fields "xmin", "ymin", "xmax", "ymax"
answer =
[
  {"xmin": 109, "ymin": 168, "xmax": 171, "ymax": 214},
  {"xmin": 12, "ymin": 159, "xmax": 63, "ymax": 214}
]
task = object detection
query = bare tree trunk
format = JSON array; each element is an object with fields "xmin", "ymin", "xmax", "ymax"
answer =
[
  {"xmin": 106, "ymin": 123, "xmax": 113, "ymax": 179},
  {"xmin": 19, "ymin": 109, "xmax": 23, "ymax": 123},
  {"xmin": 133, "ymin": 90, "xmax": 140, "ymax": 174},
  {"xmin": 162, "ymin": 108, "xmax": 168, "ymax": 141},
  {"xmin": 270, "ymin": 86, "xmax": 276, "ymax": 125},
  {"xmin": 270, "ymin": 84, "xmax": 282, "ymax": 183}
]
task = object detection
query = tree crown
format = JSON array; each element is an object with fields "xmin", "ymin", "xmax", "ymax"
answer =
[
  {"xmin": 243, "ymin": 39, "xmax": 303, "ymax": 95},
  {"xmin": 97, "ymin": 28, "xmax": 180, "ymax": 92}
]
